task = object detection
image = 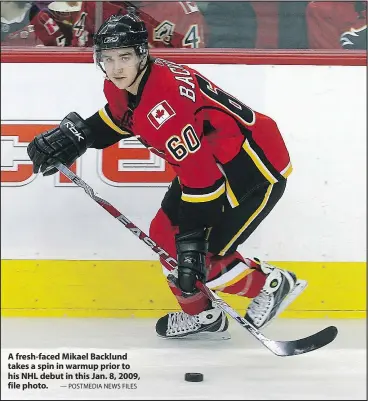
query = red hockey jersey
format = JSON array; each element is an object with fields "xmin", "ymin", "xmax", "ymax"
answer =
[
  {"xmin": 29, "ymin": 2, "xmax": 87, "ymax": 46},
  {"xmin": 306, "ymin": 1, "xmax": 367, "ymax": 49},
  {"xmin": 92, "ymin": 59, "xmax": 292, "ymax": 231},
  {"xmin": 32, "ymin": 9, "xmax": 75, "ymax": 46}
]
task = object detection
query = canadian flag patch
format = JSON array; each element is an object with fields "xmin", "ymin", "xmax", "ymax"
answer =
[{"xmin": 147, "ymin": 101, "xmax": 176, "ymax": 129}]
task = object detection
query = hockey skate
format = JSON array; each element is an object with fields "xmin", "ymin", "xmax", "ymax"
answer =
[
  {"xmin": 156, "ymin": 304, "xmax": 230, "ymax": 340},
  {"xmin": 245, "ymin": 259, "xmax": 308, "ymax": 329}
]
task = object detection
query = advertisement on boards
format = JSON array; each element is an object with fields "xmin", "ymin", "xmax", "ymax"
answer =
[{"xmin": 1, "ymin": 122, "xmax": 175, "ymax": 188}]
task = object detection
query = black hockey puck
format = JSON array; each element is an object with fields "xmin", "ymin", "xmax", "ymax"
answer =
[{"xmin": 184, "ymin": 373, "xmax": 203, "ymax": 382}]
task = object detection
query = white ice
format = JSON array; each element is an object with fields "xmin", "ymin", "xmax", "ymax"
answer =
[{"xmin": 1, "ymin": 318, "xmax": 366, "ymax": 400}]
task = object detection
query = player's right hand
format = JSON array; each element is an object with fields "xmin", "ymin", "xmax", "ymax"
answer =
[{"xmin": 27, "ymin": 112, "xmax": 93, "ymax": 176}]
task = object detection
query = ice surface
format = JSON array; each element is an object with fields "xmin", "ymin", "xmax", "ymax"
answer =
[{"xmin": 1, "ymin": 318, "xmax": 366, "ymax": 400}]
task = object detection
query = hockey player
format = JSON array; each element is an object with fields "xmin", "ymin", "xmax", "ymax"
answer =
[
  {"xmin": 1, "ymin": 1, "xmax": 87, "ymax": 47},
  {"xmin": 68, "ymin": 1, "xmax": 208, "ymax": 48},
  {"xmin": 27, "ymin": 14, "xmax": 307, "ymax": 339},
  {"xmin": 306, "ymin": 1, "xmax": 367, "ymax": 49},
  {"xmin": 0, "ymin": 1, "xmax": 77, "ymax": 46}
]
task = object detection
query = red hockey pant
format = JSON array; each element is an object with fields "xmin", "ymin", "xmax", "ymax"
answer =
[{"xmin": 149, "ymin": 180, "xmax": 286, "ymax": 315}]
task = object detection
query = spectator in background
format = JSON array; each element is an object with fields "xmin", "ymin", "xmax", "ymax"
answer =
[
  {"xmin": 56, "ymin": 1, "xmax": 208, "ymax": 48},
  {"xmin": 1, "ymin": 1, "xmax": 41, "ymax": 45},
  {"xmin": 306, "ymin": 1, "xmax": 367, "ymax": 49}
]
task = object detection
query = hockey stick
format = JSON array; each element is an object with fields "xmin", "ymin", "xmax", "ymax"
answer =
[{"xmin": 53, "ymin": 162, "xmax": 338, "ymax": 357}]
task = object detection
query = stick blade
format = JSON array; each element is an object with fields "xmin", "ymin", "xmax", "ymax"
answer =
[{"xmin": 266, "ymin": 326, "xmax": 338, "ymax": 357}]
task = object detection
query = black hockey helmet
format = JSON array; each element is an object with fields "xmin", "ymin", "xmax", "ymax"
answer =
[{"xmin": 94, "ymin": 13, "xmax": 148, "ymax": 59}]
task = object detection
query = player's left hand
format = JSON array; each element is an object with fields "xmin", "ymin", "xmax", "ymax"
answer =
[{"xmin": 175, "ymin": 229, "xmax": 209, "ymax": 294}]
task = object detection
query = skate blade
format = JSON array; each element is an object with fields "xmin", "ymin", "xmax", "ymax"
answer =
[
  {"xmin": 262, "ymin": 279, "xmax": 308, "ymax": 330},
  {"xmin": 158, "ymin": 330, "xmax": 231, "ymax": 341}
]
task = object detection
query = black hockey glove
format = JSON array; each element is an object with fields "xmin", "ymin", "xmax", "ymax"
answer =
[
  {"xmin": 27, "ymin": 112, "xmax": 94, "ymax": 176},
  {"xmin": 175, "ymin": 229, "xmax": 209, "ymax": 295}
]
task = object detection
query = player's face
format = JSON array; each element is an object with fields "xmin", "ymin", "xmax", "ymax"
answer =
[{"xmin": 101, "ymin": 48, "xmax": 141, "ymax": 90}]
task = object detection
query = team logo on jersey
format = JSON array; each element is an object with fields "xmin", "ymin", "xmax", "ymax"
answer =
[
  {"xmin": 153, "ymin": 20, "xmax": 175, "ymax": 45},
  {"xmin": 43, "ymin": 17, "xmax": 60, "ymax": 35},
  {"xmin": 147, "ymin": 101, "xmax": 176, "ymax": 129}
]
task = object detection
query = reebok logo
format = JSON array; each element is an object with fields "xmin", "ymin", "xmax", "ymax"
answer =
[
  {"xmin": 103, "ymin": 36, "xmax": 119, "ymax": 44},
  {"xmin": 64, "ymin": 121, "xmax": 84, "ymax": 142}
]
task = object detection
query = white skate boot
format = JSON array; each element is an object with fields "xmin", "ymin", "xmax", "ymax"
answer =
[
  {"xmin": 156, "ymin": 304, "xmax": 230, "ymax": 340},
  {"xmin": 245, "ymin": 259, "xmax": 308, "ymax": 329}
]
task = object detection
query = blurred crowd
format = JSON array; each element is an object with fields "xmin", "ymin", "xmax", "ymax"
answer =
[{"xmin": 1, "ymin": 1, "xmax": 367, "ymax": 50}]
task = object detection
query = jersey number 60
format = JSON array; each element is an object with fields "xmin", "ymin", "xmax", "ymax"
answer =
[{"xmin": 166, "ymin": 124, "xmax": 201, "ymax": 161}]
